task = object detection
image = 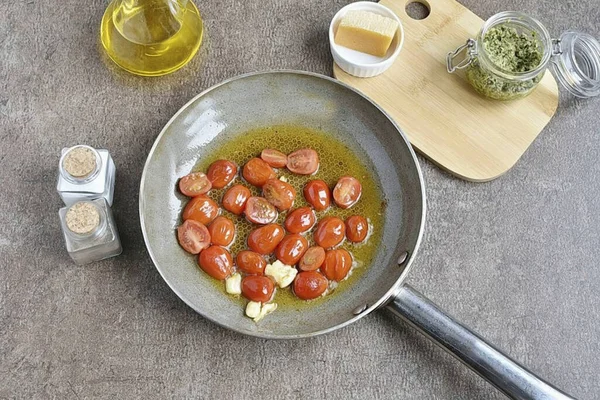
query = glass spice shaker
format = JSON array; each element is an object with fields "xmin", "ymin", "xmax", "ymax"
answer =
[
  {"xmin": 447, "ymin": 11, "xmax": 600, "ymax": 100},
  {"xmin": 56, "ymin": 145, "xmax": 116, "ymax": 206},
  {"xmin": 59, "ymin": 198, "xmax": 122, "ymax": 265}
]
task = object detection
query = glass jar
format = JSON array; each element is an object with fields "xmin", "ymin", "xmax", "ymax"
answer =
[
  {"xmin": 447, "ymin": 11, "xmax": 600, "ymax": 100},
  {"xmin": 59, "ymin": 198, "xmax": 122, "ymax": 265},
  {"xmin": 56, "ymin": 145, "xmax": 116, "ymax": 206}
]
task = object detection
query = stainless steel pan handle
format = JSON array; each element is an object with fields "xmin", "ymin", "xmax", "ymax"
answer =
[{"xmin": 386, "ymin": 285, "xmax": 576, "ymax": 400}]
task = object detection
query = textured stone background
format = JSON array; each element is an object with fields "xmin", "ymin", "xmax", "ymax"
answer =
[{"xmin": 1, "ymin": 0, "xmax": 599, "ymax": 398}]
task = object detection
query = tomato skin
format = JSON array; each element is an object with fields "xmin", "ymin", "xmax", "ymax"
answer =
[
  {"xmin": 177, "ymin": 220, "xmax": 211, "ymax": 254},
  {"xmin": 345, "ymin": 216, "xmax": 369, "ymax": 243},
  {"xmin": 247, "ymin": 224, "xmax": 286, "ymax": 254},
  {"xmin": 287, "ymin": 148, "xmax": 319, "ymax": 175},
  {"xmin": 206, "ymin": 160, "xmax": 237, "ymax": 189},
  {"xmin": 332, "ymin": 176, "xmax": 362, "ymax": 209},
  {"xmin": 242, "ymin": 276, "xmax": 275, "ymax": 303},
  {"xmin": 236, "ymin": 251, "xmax": 266, "ymax": 275},
  {"xmin": 244, "ymin": 197, "xmax": 278, "ymax": 225},
  {"xmin": 275, "ymin": 234, "xmax": 309, "ymax": 265},
  {"xmin": 179, "ymin": 172, "xmax": 212, "ymax": 197},
  {"xmin": 222, "ymin": 185, "xmax": 251, "ymax": 215},
  {"xmin": 303, "ymin": 180, "xmax": 330, "ymax": 211},
  {"xmin": 284, "ymin": 207, "xmax": 316, "ymax": 233},
  {"xmin": 263, "ymin": 179, "xmax": 296, "ymax": 210},
  {"xmin": 242, "ymin": 158, "xmax": 276, "ymax": 187},
  {"xmin": 198, "ymin": 246, "xmax": 233, "ymax": 280},
  {"xmin": 261, "ymin": 149, "xmax": 288, "ymax": 168},
  {"xmin": 298, "ymin": 246, "xmax": 326, "ymax": 271},
  {"xmin": 321, "ymin": 249, "xmax": 352, "ymax": 281},
  {"xmin": 182, "ymin": 195, "xmax": 220, "ymax": 225},
  {"xmin": 293, "ymin": 271, "xmax": 328, "ymax": 300},
  {"xmin": 208, "ymin": 216, "xmax": 235, "ymax": 247},
  {"xmin": 313, "ymin": 216, "xmax": 346, "ymax": 249}
]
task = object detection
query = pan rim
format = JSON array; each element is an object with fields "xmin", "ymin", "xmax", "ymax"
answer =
[{"xmin": 139, "ymin": 69, "xmax": 426, "ymax": 339}]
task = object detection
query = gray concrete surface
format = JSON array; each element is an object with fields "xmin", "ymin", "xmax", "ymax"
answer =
[{"xmin": 1, "ymin": 0, "xmax": 599, "ymax": 398}]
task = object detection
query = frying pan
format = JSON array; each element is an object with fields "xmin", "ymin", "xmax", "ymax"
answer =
[{"xmin": 140, "ymin": 71, "xmax": 574, "ymax": 399}]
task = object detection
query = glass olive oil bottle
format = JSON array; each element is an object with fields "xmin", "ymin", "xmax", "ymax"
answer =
[{"xmin": 100, "ymin": 0, "xmax": 203, "ymax": 76}]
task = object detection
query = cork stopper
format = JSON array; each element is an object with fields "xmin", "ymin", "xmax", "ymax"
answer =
[
  {"xmin": 62, "ymin": 146, "xmax": 97, "ymax": 178},
  {"xmin": 65, "ymin": 202, "xmax": 100, "ymax": 234}
]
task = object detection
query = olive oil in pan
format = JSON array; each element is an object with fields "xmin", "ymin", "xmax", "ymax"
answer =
[{"xmin": 195, "ymin": 125, "xmax": 385, "ymax": 310}]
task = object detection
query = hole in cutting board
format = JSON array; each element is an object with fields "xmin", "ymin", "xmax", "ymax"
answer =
[{"xmin": 405, "ymin": 1, "xmax": 430, "ymax": 20}]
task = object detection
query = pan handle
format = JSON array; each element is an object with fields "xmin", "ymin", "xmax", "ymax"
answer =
[{"xmin": 386, "ymin": 285, "xmax": 576, "ymax": 400}]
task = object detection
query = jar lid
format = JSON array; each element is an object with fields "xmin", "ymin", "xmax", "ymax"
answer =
[{"xmin": 550, "ymin": 31, "xmax": 600, "ymax": 98}]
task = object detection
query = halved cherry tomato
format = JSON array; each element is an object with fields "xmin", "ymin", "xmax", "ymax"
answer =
[
  {"xmin": 247, "ymin": 224, "xmax": 285, "ymax": 254},
  {"xmin": 275, "ymin": 234, "xmax": 309, "ymax": 265},
  {"xmin": 222, "ymin": 184, "xmax": 251, "ymax": 215},
  {"xmin": 293, "ymin": 271, "xmax": 328, "ymax": 300},
  {"xmin": 287, "ymin": 148, "xmax": 319, "ymax": 175},
  {"xmin": 346, "ymin": 215, "xmax": 369, "ymax": 243},
  {"xmin": 333, "ymin": 176, "xmax": 362, "ymax": 209},
  {"xmin": 321, "ymin": 249, "xmax": 352, "ymax": 281},
  {"xmin": 206, "ymin": 160, "xmax": 237, "ymax": 189},
  {"xmin": 177, "ymin": 220, "xmax": 211, "ymax": 254},
  {"xmin": 198, "ymin": 245, "xmax": 233, "ymax": 280},
  {"xmin": 242, "ymin": 158, "xmax": 276, "ymax": 187},
  {"xmin": 261, "ymin": 149, "xmax": 288, "ymax": 168},
  {"xmin": 303, "ymin": 180, "xmax": 330, "ymax": 211},
  {"xmin": 244, "ymin": 196, "xmax": 278, "ymax": 224},
  {"xmin": 208, "ymin": 216, "xmax": 235, "ymax": 246},
  {"xmin": 182, "ymin": 195, "xmax": 220, "ymax": 225},
  {"xmin": 236, "ymin": 250, "xmax": 266, "ymax": 275},
  {"xmin": 298, "ymin": 246, "xmax": 326, "ymax": 271},
  {"xmin": 241, "ymin": 276, "xmax": 275, "ymax": 303},
  {"xmin": 314, "ymin": 216, "xmax": 345, "ymax": 248},
  {"xmin": 179, "ymin": 172, "xmax": 212, "ymax": 197},
  {"xmin": 284, "ymin": 207, "xmax": 316, "ymax": 233},
  {"xmin": 263, "ymin": 178, "xmax": 296, "ymax": 210}
]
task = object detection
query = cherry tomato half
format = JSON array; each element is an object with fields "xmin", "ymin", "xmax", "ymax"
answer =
[
  {"xmin": 333, "ymin": 176, "xmax": 362, "ymax": 209},
  {"xmin": 182, "ymin": 195, "xmax": 220, "ymax": 225},
  {"xmin": 287, "ymin": 148, "xmax": 319, "ymax": 175},
  {"xmin": 198, "ymin": 245, "xmax": 233, "ymax": 280},
  {"xmin": 247, "ymin": 224, "xmax": 285, "ymax": 254},
  {"xmin": 242, "ymin": 158, "xmax": 276, "ymax": 187},
  {"xmin": 222, "ymin": 184, "xmax": 251, "ymax": 215},
  {"xmin": 321, "ymin": 249, "xmax": 352, "ymax": 281},
  {"xmin": 263, "ymin": 178, "xmax": 296, "ymax": 210},
  {"xmin": 241, "ymin": 276, "xmax": 275, "ymax": 303},
  {"xmin": 284, "ymin": 207, "xmax": 316, "ymax": 233},
  {"xmin": 275, "ymin": 234, "xmax": 309, "ymax": 265},
  {"xmin": 244, "ymin": 196, "xmax": 278, "ymax": 225},
  {"xmin": 236, "ymin": 250, "xmax": 266, "ymax": 275},
  {"xmin": 206, "ymin": 160, "xmax": 237, "ymax": 189},
  {"xmin": 177, "ymin": 220, "xmax": 211, "ymax": 254},
  {"xmin": 208, "ymin": 216, "xmax": 235, "ymax": 247},
  {"xmin": 346, "ymin": 215, "xmax": 369, "ymax": 243},
  {"xmin": 179, "ymin": 172, "xmax": 212, "ymax": 197},
  {"xmin": 314, "ymin": 216, "xmax": 345, "ymax": 249},
  {"xmin": 303, "ymin": 180, "xmax": 330, "ymax": 211},
  {"xmin": 261, "ymin": 149, "xmax": 288, "ymax": 168},
  {"xmin": 298, "ymin": 246, "xmax": 326, "ymax": 271},
  {"xmin": 294, "ymin": 271, "xmax": 328, "ymax": 300}
]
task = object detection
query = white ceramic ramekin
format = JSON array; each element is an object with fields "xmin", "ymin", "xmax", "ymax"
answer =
[{"xmin": 329, "ymin": 2, "xmax": 404, "ymax": 78}]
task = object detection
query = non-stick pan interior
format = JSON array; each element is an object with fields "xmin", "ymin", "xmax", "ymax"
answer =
[{"xmin": 140, "ymin": 71, "xmax": 425, "ymax": 338}]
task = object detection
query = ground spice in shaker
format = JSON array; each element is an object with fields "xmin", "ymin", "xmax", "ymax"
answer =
[
  {"xmin": 65, "ymin": 202, "xmax": 100, "ymax": 234},
  {"xmin": 62, "ymin": 147, "xmax": 97, "ymax": 178}
]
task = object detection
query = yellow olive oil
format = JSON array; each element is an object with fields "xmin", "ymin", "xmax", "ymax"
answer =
[
  {"xmin": 195, "ymin": 125, "xmax": 385, "ymax": 310},
  {"xmin": 100, "ymin": 0, "xmax": 203, "ymax": 76}
]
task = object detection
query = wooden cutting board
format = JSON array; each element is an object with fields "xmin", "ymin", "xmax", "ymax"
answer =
[{"xmin": 333, "ymin": 0, "xmax": 559, "ymax": 182}]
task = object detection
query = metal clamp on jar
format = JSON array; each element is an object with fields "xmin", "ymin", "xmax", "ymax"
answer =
[{"xmin": 447, "ymin": 11, "xmax": 600, "ymax": 100}]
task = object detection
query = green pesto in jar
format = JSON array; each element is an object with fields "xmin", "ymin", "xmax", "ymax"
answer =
[{"xmin": 466, "ymin": 24, "xmax": 544, "ymax": 100}]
